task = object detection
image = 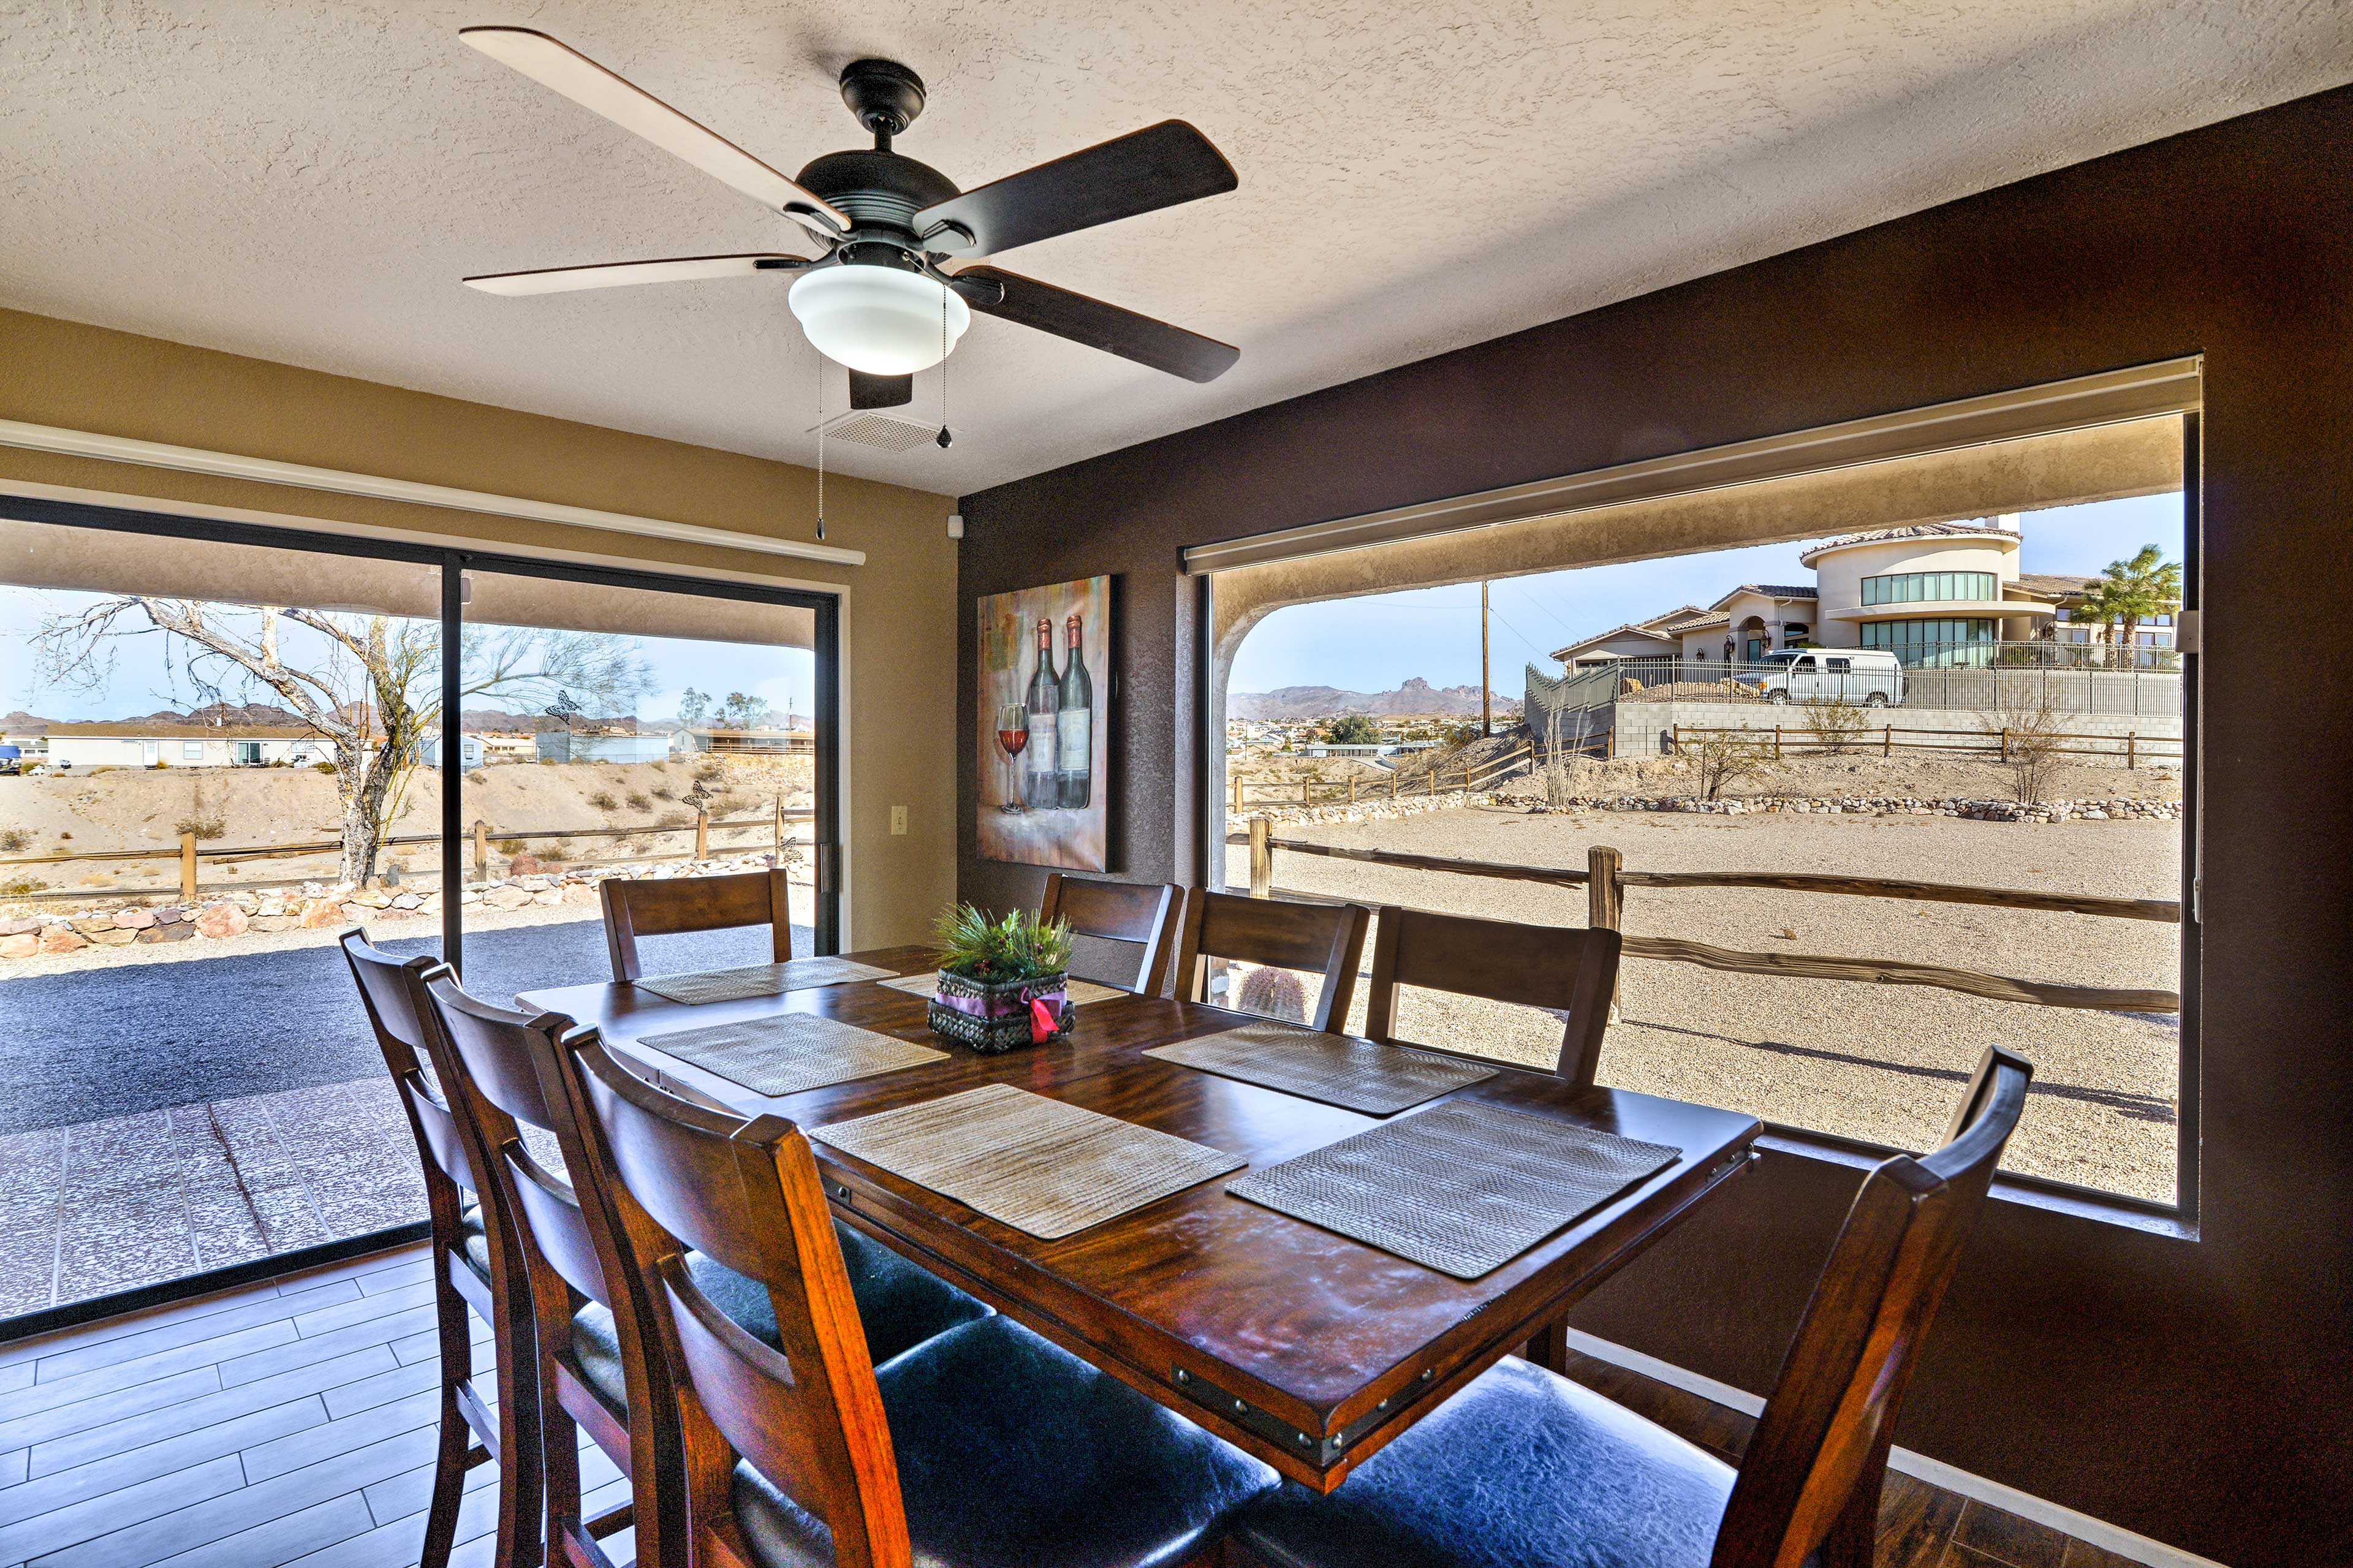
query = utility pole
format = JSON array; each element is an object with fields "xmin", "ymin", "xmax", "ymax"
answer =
[{"xmin": 1480, "ymin": 578, "xmax": 1493, "ymax": 737}]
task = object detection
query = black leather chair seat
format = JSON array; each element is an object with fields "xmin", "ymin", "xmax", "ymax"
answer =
[
  {"xmin": 732, "ymin": 1315, "xmax": 1279, "ymax": 1568},
  {"xmin": 1235, "ymin": 1357, "xmax": 1734, "ymax": 1568},
  {"xmin": 457, "ymin": 1203, "xmax": 492, "ymax": 1282},
  {"xmin": 571, "ymin": 1225, "xmax": 991, "ymax": 1410}
]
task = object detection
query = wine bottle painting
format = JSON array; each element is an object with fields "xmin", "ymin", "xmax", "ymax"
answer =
[{"xmin": 977, "ymin": 575, "xmax": 1111, "ymax": 869}]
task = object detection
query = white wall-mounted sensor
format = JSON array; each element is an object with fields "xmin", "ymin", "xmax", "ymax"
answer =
[{"xmin": 947, "ymin": 513, "xmax": 965, "ymax": 539}]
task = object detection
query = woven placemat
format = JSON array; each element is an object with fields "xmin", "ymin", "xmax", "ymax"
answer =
[
  {"xmin": 636, "ymin": 1012, "xmax": 947, "ymax": 1098},
  {"xmin": 1227, "ymin": 1101, "xmax": 1680, "ymax": 1279},
  {"xmin": 1145, "ymin": 1023, "xmax": 1495, "ymax": 1115},
  {"xmin": 809, "ymin": 1083, "xmax": 1243, "ymax": 1240},
  {"xmin": 875, "ymin": 974, "xmax": 1131, "ymax": 1005},
  {"xmin": 633, "ymin": 956, "xmax": 898, "ymax": 1005}
]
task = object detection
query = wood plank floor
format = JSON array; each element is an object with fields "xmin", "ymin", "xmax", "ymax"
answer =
[{"xmin": 0, "ymin": 1241, "xmax": 2139, "ymax": 1568}]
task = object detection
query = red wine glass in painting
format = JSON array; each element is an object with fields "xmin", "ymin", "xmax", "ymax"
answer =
[{"xmin": 995, "ymin": 702, "xmax": 1029, "ymax": 813}]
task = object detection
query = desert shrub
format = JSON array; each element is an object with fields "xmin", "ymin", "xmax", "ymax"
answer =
[
  {"xmin": 58, "ymin": 831, "xmax": 72, "ymax": 841},
  {"xmin": 1684, "ymin": 729, "xmax": 1776, "ymax": 801},
  {"xmin": 625, "ymin": 792, "xmax": 652, "ymax": 812},
  {"xmin": 650, "ymin": 785, "xmax": 676, "ymax": 801},
  {"xmin": 1803, "ymin": 698, "xmax": 1870, "ymax": 757},
  {"xmin": 466, "ymin": 770, "xmax": 488, "ymax": 785},
  {"xmin": 0, "ymin": 828, "xmax": 28, "ymax": 854},
  {"xmin": 493, "ymin": 837, "xmax": 526, "ymax": 855},
  {"xmin": 174, "ymin": 816, "xmax": 226, "ymax": 841},
  {"xmin": 1984, "ymin": 697, "xmax": 2068, "ymax": 805},
  {"xmin": 2, "ymin": 877, "xmax": 44, "ymax": 896},
  {"xmin": 313, "ymin": 761, "xmax": 337, "ymax": 774},
  {"xmin": 588, "ymin": 790, "xmax": 620, "ymax": 812}
]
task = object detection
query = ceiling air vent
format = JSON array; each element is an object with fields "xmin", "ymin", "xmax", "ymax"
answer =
[{"xmin": 809, "ymin": 410, "xmax": 941, "ymax": 452}]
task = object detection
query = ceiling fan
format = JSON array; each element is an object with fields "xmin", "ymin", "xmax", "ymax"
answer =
[{"xmin": 459, "ymin": 28, "xmax": 1241, "ymax": 414}]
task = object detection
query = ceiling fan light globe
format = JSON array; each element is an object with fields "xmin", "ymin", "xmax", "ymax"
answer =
[{"xmin": 787, "ymin": 265, "xmax": 969, "ymax": 375}]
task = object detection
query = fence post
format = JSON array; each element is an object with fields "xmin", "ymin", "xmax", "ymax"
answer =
[
  {"xmin": 2126, "ymin": 732, "xmax": 2137, "ymax": 770},
  {"xmin": 1248, "ymin": 816, "xmax": 1272, "ymax": 898},
  {"xmin": 694, "ymin": 808, "xmax": 710, "ymax": 861},
  {"xmin": 1391, "ymin": 771, "xmax": 1400, "ymax": 800},
  {"xmin": 179, "ymin": 831, "xmax": 198, "ymax": 903},
  {"xmin": 1773, "ymin": 725, "xmax": 1782, "ymax": 760},
  {"xmin": 2001, "ymin": 728, "xmax": 2011, "ymax": 762},
  {"xmin": 1349, "ymin": 776, "xmax": 1358, "ymax": 805},
  {"xmin": 1231, "ymin": 774, "xmax": 1243, "ymax": 814},
  {"xmin": 1302, "ymin": 778, "xmax": 1312, "ymax": 807},
  {"xmin": 775, "ymin": 797, "xmax": 786, "ymax": 858},
  {"xmin": 1588, "ymin": 844, "xmax": 1624, "ymax": 1023},
  {"xmin": 472, "ymin": 819, "xmax": 488, "ymax": 880},
  {"xmin": 1883, "ymin": 726, "xmax": 1892, "ymax": 758}
]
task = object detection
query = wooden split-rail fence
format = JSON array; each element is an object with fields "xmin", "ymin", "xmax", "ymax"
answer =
[
  {"xmin": 1672, "ymin": 723, "xmax": 2181, "ymax": 765},
  {"xmin": 1239, "ymin": 822, "xmax": 2180, "ymax": 1015},
  {"xmin": 0, "ymin": 803, "xmax": 816, "ymax": 904}
]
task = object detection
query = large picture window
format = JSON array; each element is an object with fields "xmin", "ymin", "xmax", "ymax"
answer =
[{"xmin": 1202, "ymin": 409, "xmax": 2194, "ymax": 1215}]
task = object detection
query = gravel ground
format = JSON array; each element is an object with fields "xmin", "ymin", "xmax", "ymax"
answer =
[
  {"xmin": 1229, "ymin": 805, "xmax": 2181, "ymax": 1203},
  {"xmin": 0, "ymin": 905, "xmax": 813, "ymax": 1133}
]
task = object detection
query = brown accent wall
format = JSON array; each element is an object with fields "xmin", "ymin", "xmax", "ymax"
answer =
[
  {"xmin": 0, "ymin": 308, "xmax": 959, "ymax": 947},
  {"xmin": 958, "ymin": 88, "xmax": 2353, "ymax": 1563}
]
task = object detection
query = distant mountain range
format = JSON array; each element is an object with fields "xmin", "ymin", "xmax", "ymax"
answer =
[{"xmin": 1227, "ymin": 678, "xmax": 1521, "ymax": 721}]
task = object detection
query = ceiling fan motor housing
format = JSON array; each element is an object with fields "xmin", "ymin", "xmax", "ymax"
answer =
[{"xmin": 840, "ymin": 58, "xmax": 927, "ymax": 138}]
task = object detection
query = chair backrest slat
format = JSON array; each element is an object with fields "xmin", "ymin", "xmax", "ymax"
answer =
[
  {"xmin": 602, "ymin": 869, "xmax": 792, "ymax": 982},
  {"xmin": 1171, "ymin": 888, "xmax": 1371, "ymax": 1032},
  {"xmin": 1710, "ymin": 1045, "xmax": 2033, "ymax": 1568},
  {"xmin": 422, "ymin": 972, "xmax": 612, "ymax": 1309},
  {"xmin": 340, "ymin": 932, "xmax": 475, "ymax": 1191},
  {"xmin": 1362, "ymin": 906, "xmax": 1622, "ymax": 1089},
  {"xmin": 1040, "ymin": 874, "xmax": 1182, "ymax": 994},
  {"xmin": 563, "ymin": 1035, "xmax": 911, "ymax": 1568}
]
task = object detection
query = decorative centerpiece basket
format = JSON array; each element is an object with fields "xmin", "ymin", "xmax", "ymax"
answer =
[
  {"xmin": 925, "ymin": 903, "xmax": 1077, "ymax": 1054},
  {"xmin": 927, "ymin": 969, "xmax": 1072, "ymax": 1054}
]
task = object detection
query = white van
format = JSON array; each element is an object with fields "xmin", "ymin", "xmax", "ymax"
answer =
[{"xmin": 1757, "ymin": 648, "xmax": 1904, "ymax": 706}]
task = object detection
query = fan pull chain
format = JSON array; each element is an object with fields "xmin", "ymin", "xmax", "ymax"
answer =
[
  {"xmin": 814, "ymin": 350, "xmax": 827, "ymax": 540},
  {"xmin": 936, "ymin": 285, "xmax": 953, "ymax": 449}
]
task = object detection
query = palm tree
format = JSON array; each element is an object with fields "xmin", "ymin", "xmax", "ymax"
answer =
[{"xmin": 2074, "ymin": 544, "xmax": 2182, "ymax": 667}]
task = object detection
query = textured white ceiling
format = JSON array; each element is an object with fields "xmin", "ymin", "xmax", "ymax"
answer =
[{"xmin": 2, "ymin": 2, "xmax": 2347, "ymax": 499}]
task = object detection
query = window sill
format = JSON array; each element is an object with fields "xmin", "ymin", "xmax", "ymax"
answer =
[{"xmin": 1754, "ymin": 1128, "xmax": 2197, "ymax": 1240}]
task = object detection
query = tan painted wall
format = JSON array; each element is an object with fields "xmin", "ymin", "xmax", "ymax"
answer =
[{"xmin": 0, "ymin": 307, "xmax": 959, "ymax": 947}]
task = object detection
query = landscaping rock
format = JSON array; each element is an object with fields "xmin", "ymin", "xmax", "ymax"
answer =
[
  {"xmin": 0, "ymin": 917, "xmax": 39, "ymax": 937},
  {"xmin": 193, "ymin": 901, "xmax": 249, "ymax": 939},
  {"xmin": 299, "ymin": 897, "xmax": 346, "ymax": 929},
  {"xmin": 0, "ymin": 933, "xmax": 37, "ymax": 958},
  {"xmin": 113, "ymin": 907, "xmax": 157, "ymax": 930},
  {"xmin": 70, "ymin": 916, "xmax": 120, "ymax": 936},
  {"xmin": 39, "ymin": 926, "xmax": 88, "ymax": 953},
  {"xmin": 507, "ymin": 854, "xmax": 548, "ymax": 876},
  {"xmin": 136, "ymin": 922, "xmax": 195, "ymax": 944},
  {"xmin": 153, "ymin": 906, "xmax": 186, "ymax": 924},
  {"xmin": 250, "ymin": 914, "xmax": 300, "ymax": 933},
  {"xmin": 482, "ymin": 884, "xmax": 534, "ymax": 911},
  {"xmin": 88, "ymin": 927, "xmax": 140, "ymax": 946}
]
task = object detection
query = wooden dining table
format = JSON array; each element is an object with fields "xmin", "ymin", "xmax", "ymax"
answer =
[{"xmin": 520, "ymin": 943, "xmax": 1760, "ymax": 1493}]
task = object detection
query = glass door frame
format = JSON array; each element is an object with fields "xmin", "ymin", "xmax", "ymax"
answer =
[{"xmin": 4, "ymin": 493, "xmax": 847, "ymax": 969}]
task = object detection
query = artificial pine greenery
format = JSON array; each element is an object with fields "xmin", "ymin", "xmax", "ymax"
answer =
[{"xmin": 931, "ymin": 903, "xmax": 1075, "ymax": 982}]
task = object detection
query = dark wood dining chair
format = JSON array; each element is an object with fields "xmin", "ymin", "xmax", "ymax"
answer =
[
  {"xmin": 419, "ymin": 974, "xmax": 664, "ymax": 1568},
  {"xmin": 1230, "ymin": 1045, "xmax": 2034, "ymax": 1568},
  {"xmin": 601, "ymin": 868, "xmax": 794, "ymax": 983},
  {"xmin": 338, "ymin": 931, "xmax": 540, "ymax": 1568},
  {"xmin": 553, "ymin": 1029, "xmax": 1279, "ymax": 1568},
  {"xmin": 1170, "ymin": 887, "xmax": 1372, "ymax": 1031},
  {"xmin": 1040, "ymin": 873, "xmax": 1182, "ymax": 993},
  {"xmin": 1362, "ymin": 905, "xmax": 1624, "ymax": 1091}
]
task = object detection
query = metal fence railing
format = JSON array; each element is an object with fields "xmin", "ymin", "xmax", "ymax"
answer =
[{"xmin": 1527, "ymin": 649, "xmax": 2182, "ymax": 719}]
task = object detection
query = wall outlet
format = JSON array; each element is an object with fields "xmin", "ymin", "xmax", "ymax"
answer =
[{"xmin": 890, "ymin": 805, "xmax": 908, "ymax": 836}]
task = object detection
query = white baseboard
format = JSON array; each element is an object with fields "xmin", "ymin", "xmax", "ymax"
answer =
[{"xmin": 1558, "ymin": 1330, "xmax": 2229, "ymax": 1568}]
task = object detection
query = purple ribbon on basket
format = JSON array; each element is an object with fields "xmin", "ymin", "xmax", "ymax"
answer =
[{"xmin": 934, "ymin": 984, "xmax": 1069, "ymax": 1019}]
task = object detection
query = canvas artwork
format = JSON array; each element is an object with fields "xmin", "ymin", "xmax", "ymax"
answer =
[{"xmin": 976, "ymin": 575, "xmax": 1111, "ymax": 869}]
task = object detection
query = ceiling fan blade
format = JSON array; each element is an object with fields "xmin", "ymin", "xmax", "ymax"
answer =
[
  {"xmin": 950, "ymin": 266, "xmax": 1238, "ymax": 383},
  {"xmin": 849, "ymin": 370, "xmax": 914, "ymax": 410},
  {"xmin": 463, "ymin": 254, "xmax": 812, "ymax": 296},
  {"xmin": 913, "ymin": 121, "xmax": 1235, "ymax": 257},
  {"xmin": 460, "ymin": 27, "xmax": 847, "ymax": 232}
]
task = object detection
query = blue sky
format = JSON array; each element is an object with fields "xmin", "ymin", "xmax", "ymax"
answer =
[
  {"xmin": 1230, "ymin": 493, "xmax": 2186, "ymax": 694},
  {"xmin": 0, "ymin": 592, "xmax": 813, "ymax": 725}
]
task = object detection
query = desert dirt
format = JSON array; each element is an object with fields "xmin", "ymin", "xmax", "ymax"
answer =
[
  {"xmin": 1224, "ymin": 798, "xmax": 2181, "ymax": 1203},
  {"xmin": 0, "ymin": 754, "xmax": 814, "ymax": 899}
]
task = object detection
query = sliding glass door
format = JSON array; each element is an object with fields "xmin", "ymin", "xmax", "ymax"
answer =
[
  {"xmin": 450, "ymin": 562, "xmax": 831, "ymax": 996},
  {"xmin": 0, "ymin": 499, "xmax": 838, "ymax": 1327}
]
